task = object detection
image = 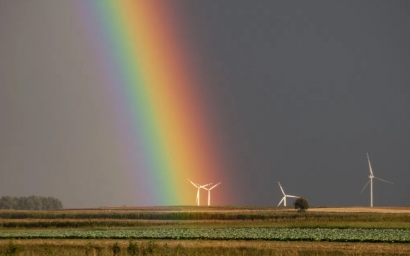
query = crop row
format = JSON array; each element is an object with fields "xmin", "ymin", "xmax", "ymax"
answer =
[
  {"xmin": 1, "ymin": 228, "xmax": 409, "ymax": 243},
  {"xmin": 1, "ymin": 219, "xmax": 409, "ymax": 230},
  {"xmin": 1, "ymin": 211, "xmax": 409, "ymax": 222}
]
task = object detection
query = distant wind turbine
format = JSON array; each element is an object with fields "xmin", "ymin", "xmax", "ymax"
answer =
[
  {"xmin": 277, "ymin": 182, "xmax": 299, "ymax": 207},
  {"xmin": 203, "ymin": 182, "xmax": 221, "ymax": 206},
  {"xmin": 188, "ymin": 179, "xmax": 212, "ymax": 206},
  {"xmin": 360, "ymin": 153, "xmax": 393, "ymax": 207}
]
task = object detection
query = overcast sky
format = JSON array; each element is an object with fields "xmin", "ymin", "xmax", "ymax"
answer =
[{"xmin": 1, "ymin": 1, "xmax": 409, "ymax": 208}]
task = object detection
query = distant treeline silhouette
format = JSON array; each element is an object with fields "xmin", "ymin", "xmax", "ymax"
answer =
[{"xmin": 0, "ymin": 196, "xmax": 63, "ymax": 210}]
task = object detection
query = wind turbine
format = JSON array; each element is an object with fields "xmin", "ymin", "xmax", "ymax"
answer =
[
  {"xmin": 188, "ymin": 179, "xmax": 212, "ymax": 206},
  {"xmin": 203, "ymin": 182, "xmax": 221, "ymax": 206},
  {"xmin": 360, "ymin": 153, "xmax": 393, "ymax": 207},
  {"xmin": 277, "ymin": 182, "xmax": 299, "ymax": 207}
]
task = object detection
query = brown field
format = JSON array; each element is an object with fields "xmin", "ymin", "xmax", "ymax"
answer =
[{"xmin": 63, "ymin": 206, "xmax": 410, "ymax": 213}]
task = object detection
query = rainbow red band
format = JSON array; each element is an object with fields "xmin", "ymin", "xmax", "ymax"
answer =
[{"xmin": 76, "ymin": 0, "xmax": 227, "ymax": 205}]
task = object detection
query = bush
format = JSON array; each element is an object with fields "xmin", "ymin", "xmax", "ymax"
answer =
[{"xmin": 293, "ymin": 198, "xmax": 309, "ymax": 212}]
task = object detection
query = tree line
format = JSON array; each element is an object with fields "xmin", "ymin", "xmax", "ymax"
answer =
[{"xmin": 0, "ymin": 196, "xmax": 63, "ymax": 210}]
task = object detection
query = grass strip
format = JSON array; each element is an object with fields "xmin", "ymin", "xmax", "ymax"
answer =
[{"xmin": 1, "ymin": 239, "xmax": 410, "ymax": 255}]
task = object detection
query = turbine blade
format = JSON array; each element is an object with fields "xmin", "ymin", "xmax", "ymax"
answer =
[
  {"xmin": 209, "ymin": 182, "xmax": 221, "ymax": 190},
  {"xmin": 374, "ymin": 176, "xmax": 393, "ymax": 185},
  {"xmin": 278, "ymin": 197, "xmax": 284, "ymax": 206},
  {"xmin": 360, "ymin": 180, "xmax": 370, "ymax": 194},
  {"xmin": 188, "ymin": 179, "xmax": 199, "ymax": 188},
  {"xmin": 278, "ymin": 182, "xmax": 285, "ymax": 196},
  {"xmin": 367, "ymin": 153, "xmax": 374, "ymax": 176},
  {"xmin": 286, "ymin": 195, "xmax": 299, "ymax": 198}
]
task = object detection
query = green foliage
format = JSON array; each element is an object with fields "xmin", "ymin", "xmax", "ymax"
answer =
[
  {"xmin": 294, "ymin": 198, "xmax": 309, "ymax": 212},
  {"xmin": 0, "ymin": 228, "xmax": 409, "ymax": 243},
  {"xmin": 0, "ymin": 196, "xmax": 63, "ymax": 210}
]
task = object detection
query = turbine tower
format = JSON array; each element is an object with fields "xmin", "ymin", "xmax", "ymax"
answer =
[
  {"xmin": 188, "ymin": 179, "xmax": 212, "ymax": 206},
  {"xmin": 360, "ymin": 153, "xmax": 393, "ymax": 207},
  {"xmin": 203, "ymin": 182, "xmax": 221, "ymax": 206},
  {"xmin": 277, "ymin": 182, "xmax": 299, "ymax": 207}
]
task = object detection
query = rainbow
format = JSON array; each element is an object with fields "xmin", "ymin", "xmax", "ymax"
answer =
[{"xmin": 75, "ymin": 1, "xmax": 228, "ymax": 205}]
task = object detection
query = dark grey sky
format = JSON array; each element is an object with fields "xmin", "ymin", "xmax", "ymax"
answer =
[{"xmin": 1, "ymin": 1, "xmax": 409, "ymax": 207}]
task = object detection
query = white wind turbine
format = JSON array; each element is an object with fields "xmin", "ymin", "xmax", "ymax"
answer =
[
  {"xmin": 188, "ymin": 179, "xmax": 212, "ymax": 206},
  {"xmin": 360, "ymin": 153, "xmax": 393, "ymax": 207},
  {"xmin": 203, "ymin": 182, "xmax": 221, "ymax": 206},
  {"xmin": 277, "ymin": 182, "xmax": 299, "ymax": 207}
]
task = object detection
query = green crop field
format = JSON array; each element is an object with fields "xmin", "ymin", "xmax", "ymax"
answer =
[
  {"xmin": 1, "ymin": 206, "xmax": 410, "ymax": 255},
  {"xmin": 1, "ymin": 228, "xmax": 410, "ymax": 243}
]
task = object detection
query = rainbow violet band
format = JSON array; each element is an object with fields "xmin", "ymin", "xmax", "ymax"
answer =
[{"xmin": 77, "ymin": 0, "xmax": 227, "ymax": 205}]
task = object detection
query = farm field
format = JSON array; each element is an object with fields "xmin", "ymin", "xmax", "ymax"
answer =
[{"xmin": 1, "ymin": 206, "xmax": 410, "ymax": 255}]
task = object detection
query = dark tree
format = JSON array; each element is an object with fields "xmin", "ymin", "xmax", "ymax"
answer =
[
  {"xmin": 0, "ymin": 196, "xmax": 15, "ymax": 209},
  {"xmin": 0, "ymin": 196, "xmax": 63, "ymax": 210},
  {"xmin": 293, "ymin": 198, "xmax": 309, "ymax": 212}
]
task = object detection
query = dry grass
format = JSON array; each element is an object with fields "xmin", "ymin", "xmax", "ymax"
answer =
[{"xmin": 1, "ymin": 239, "xmax": 410, "ymax": 255}]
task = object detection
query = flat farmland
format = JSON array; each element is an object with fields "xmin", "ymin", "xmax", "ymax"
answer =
[
  {"xmin": 1, "ymin": 206, "xmax": 410, "ymax": 255},
  {"xmin": 310, "ymin": 207, "xmax": 410, "ymax": 214}
]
